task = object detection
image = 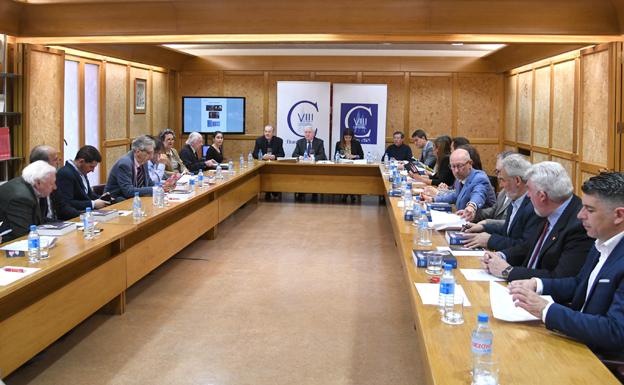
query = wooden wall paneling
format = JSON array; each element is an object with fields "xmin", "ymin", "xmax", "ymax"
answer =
[
  {"xmin": 504, "ymin": 75, "xmax": 517, "ymax": 142},
  {"xmin": 267, "ymin": 72, "xmax": 311, "ymax": 134},
  {"xmin": 24, "ymin": 46, "xmax": 65, "ymax": 158},
  {"xmin": 551, "ymin": 59, "xmax": 576, "ymax": 153},
  {"xmin": 152, "ymin": 71, "xmax": 169, "ymax": 134},
  {"xmin": 105, "ymin": 145, "xmax": 128, "ymax": 175},
  {"xmin": 129, "ymin": 66, "xmax": 150, "ymax": 138},
  {"xmin": 579, "ymin": 47, "xmax": 612, "ymax": 168},
  {"xmin": 223, "ymin": 72, "xmax": 265, "ymax": 137},
  {"xmin": 455, "ymin": 74, "xmax": 502, "ymax": 140},
  {"xmin": 533, "ymin": 65, "xmax": 551, "ymax": 148},
  {"xmin": 532, "ymin": 151, "xmax": 550, "ymax": 163},
  {"xmin": 473, "ymin": 144, "xmax": 499, "ymax": 175},
  {"xmin": 362, "ymin": 73, "xmax": 405, "ymax": 138},
  {"xmin": 552, "ymin": 155, "xmax": 576, "ymax": 187},
  {"xmin": 104, "ymin": 62, "xmax": 128, "ymax": 140},
  {"xmin": 516, "ymin": 70, "xmax": 533, "ymax": 145},
  {"xmin": 408, "ymin": 75, "xmax": 453, "ymax": 140}
]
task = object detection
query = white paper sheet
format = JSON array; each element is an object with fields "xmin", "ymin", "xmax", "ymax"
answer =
[
  {"xmin": 430, "ymin": 210, "xmax": 466, "ymax": 231},
  {"xmin": 118, "ymin": 210, "xmax": 133, "ymax": 217},
  {"xmin": 489, "ymin": 281, "xmax": 552, "ymax": 322},
  {"xmin": 0, "ymin": 236, "xmax": 57, "ymax": 252},
  {"xmin": 0, "ymin": 266, "xmax": 40, "ymax": 286},
  {"xmin": 353, "ymin": 159, "xmax": 368, "ymax": 165},
  {"xmin": 437, "ymin": 246, "xmax": 486, "ymax": 257},
  {"xmin": 460, "ymin": 268, "xmax": 504, "ymax": 282},
  {"xmin": 176, "ymin": 174, "xmax": 193, "ymax": 185},
  {"xmin": 414, "ymin": 283, "xmax": 471, "ymax": 306}
]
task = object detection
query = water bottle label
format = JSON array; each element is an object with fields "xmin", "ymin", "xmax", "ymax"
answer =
[
  {"xmin": 28, "ymin": 238, "xmax": 39, "ymax": 249},
  {"xmin": 440, "ymin": 282, "xmax": 455, "ymax": 295},
  {"xmin": 471, "ymin": 338, "xmax": 492, "ymax": 354}
]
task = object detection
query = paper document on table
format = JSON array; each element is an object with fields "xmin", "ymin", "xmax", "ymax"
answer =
[
  {"xmin": 176, "ymin": 174, "xmax": 193, "ymax": 185},
  {"xmin": 460, "ymin": 268, "xmax": 504, "ymax": 282},
  {"xmin": 489, "ymin": 281, "xmax": 552, "ymax": 322},
  {"xmin": 0, "ymin": 266, "xmax": 40, "ymax": 286},
  {"xmin": 353, "ymin": 159, "xmax": 368, "ymax": 165},
  {"xmin": 430, "ymin": 210, "xmax": 466, "ymax": 231},
  {"xmin": 118, "ymin": 210, "xmax": 133, "ymax": 217},
  {"xmin": 316, "ymin": 160, "xmax": 334, "ymax": 164},
  {"xmin": 0, "ymin": 236, "xmax": 57, "ymax": 252},
  {"xmin": 437, "ymin": 246, "xmax": 486, "ymax": 257},
  {"xmin": 414, "ymin": 283, "xmax": 471, "ymax": 306}
]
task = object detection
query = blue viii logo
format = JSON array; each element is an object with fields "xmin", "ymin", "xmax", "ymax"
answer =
[
  {"xmin": 287, "ymin": 100, "xmax": 319, "ymax": 138},
  {"xmin": 340, "ymin": 103, "xmax": 378, "ymax": 144}
]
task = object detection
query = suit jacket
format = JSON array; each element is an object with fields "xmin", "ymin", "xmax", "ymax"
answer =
[
  {"xmin": 435, "ymin": 168, "xmax": 496, "ymax": 210},
  {"xmin": 429, "ymin": 155, "xmax": 454, "ymax": 187},
  {"xmin": 253, "ymin": 136, "xmax": 285, "ymax": 159},
  {"xmin": 164, "ymin": 147, "xmax": 187, "ymax": 177},
  {"xmin": 419, "ymin": 140, "xmax": 436, "ymax": 168},
  {"xmin": 506, "ymin": 195, "xmax": 593, "ymax": 281},
  {"xmin": 334, "ymin": 139, "xmax": 364, "ymax": 160},
  {"xmin": 55, "ymin": 161, "xmax": 99, "ymax": 220},
  {"xmin": 104, "ymin": 151, "xmax": 154, "ymax": 200},
  {"xmin": 542, "ymin": 237, "xmax": 624, "ymax": 355},
  {"xmin": 292, "ymin": 137, "xmax": 327, "ymax": 160},
  {"xmin": 483, "ymin": 194, "xmax": 541, "ymax": 253},
  {"xmin": 0, "ymin": 177, "xmax": 43, "ymax": 242},
  {"xmin": 180, "ymin": 144, "xmax": 211, "ymax": 173},
  {"xmin": 475, "ymin": 190, "xmax": 510, "ymax": 223}
]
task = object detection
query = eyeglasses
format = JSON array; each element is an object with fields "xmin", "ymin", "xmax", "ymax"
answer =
[{"xmin": 449, "ymin": 161, "xmax": 470, "ymax": 170}]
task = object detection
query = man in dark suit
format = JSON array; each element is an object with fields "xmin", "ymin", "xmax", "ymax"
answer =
[
  {"xmin": 384, "ymin": 131, "xmax": 413, "ymax": 161},
  {"xmin": 482, "ymin": 162, "xmax": 593, "ymax": 282},
  {"xmin": 29, "ymin": 144, "xmax": 60, "ymax": 222},
  {"xmin": 292, "ymin": 126, "xmax": 327, "ymax": 161},
  {"xmin": 0, "ymin": 160, "xmax": 57, "ymax": 242},
  {"xmin": 105, "ymin": 135, "xmax": 156, "ymax": 200},
  {"xmin": 474, "ymin": 151, "xmax": 516, "ymax": 223},
  {"xmin": 510, "ymin": 172, "xmax": 624, "ymax": 357},
  {"xmin": 55, "ymin": 145, "xmax": 110, "ymax": 220},
  {"xmin": 462, "ymin": 154, "xmax": 541, "ymax": 254},
  {"xmin": 179, "ymin": 132, "xmax": 218, "ymax": 173},
  {"xmin": 253, "ymin": 124, "xmax": 285, "ymax": 160}
]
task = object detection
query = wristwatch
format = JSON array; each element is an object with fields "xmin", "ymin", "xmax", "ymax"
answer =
[{"xmin": 501, "ymin": 265, "xmax": 514, "ymax": 279}]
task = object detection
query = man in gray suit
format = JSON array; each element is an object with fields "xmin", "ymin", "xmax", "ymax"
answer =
[
  {"xmin": 105, "ymin": 135, "xmax": 155, "ymax": 200},
  {"xmin": 411, "ymin": 129, "xmax": 436, "ymax": 169},
  {"xmin": 473, "ymin": 151, "xmax": 515, "ymax": 224},
  {"xmin": 0, "ymin": 161, "xmax": 57, "ymax": 242}
]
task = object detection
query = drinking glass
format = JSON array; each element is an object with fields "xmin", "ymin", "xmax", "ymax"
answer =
[
  {"xmin": 267, "ymin": 147, "xmax": 273, "ymax": 160},
  {"xmin": 425, "ymin": 252, "xmax": 443, "ymax": 275},
  {"xmin": 442, "ymin": 292, "xmax": 464, "ymax": 325}
]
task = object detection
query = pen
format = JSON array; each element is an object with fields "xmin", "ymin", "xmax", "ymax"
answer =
[{"xmin": 3, "ymin": 267, "xmax": 25, "ymax": 273}]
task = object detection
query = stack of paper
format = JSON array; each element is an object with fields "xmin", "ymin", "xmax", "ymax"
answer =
[
  {"xmin": 414, "ymin": 283, "xmax": 471, "ymax": 306},
  {"xmin": 460, "ymin": 268, "xmax": 504, "ymax": 282},
  {"xmin": 489, "ymin": 281, "xmax": 552, "ymax": 322},
  {"xmin": 437, "ymin": 246, "xmax": 487, "ymax": 257},
  {"xmin": 430, "ymin": 210, "xmax": 466, "ymax": 231}
]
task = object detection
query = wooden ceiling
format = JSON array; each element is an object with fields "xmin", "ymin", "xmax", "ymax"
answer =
[{"xmin": 1, "ymin": 0, "xmax": 623, "ymax": 72}]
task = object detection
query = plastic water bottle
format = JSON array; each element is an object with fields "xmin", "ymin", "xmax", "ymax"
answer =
[
  {"xmin": 216, "ymin": 163, "xmax": 223, "ymax": 179},
  {"xmin": 197, "ymin": 169, "xmax": 204, "ymax": 188},
  {"xmin": 303, "ymin": 150, "xmax": 309, "ymax": 161},
  {"xmin": 335, "ymin": 151, "xmax": 341, "ymax": 163},
  {"xmin": 384, "ymin": 154, "xmax": 390, "ymax": 169},
  {"xmin": 189, "ymin": 176, "xmax": 196, "ymax": 190},
  {"xmin": 132, "ymin": 192, "xmax": 142, "ymax": 220},
  {"xmin": 152, "ymin": 183, "xmax": 161, "ymax": 206},
  {"xmin": 247, "ymin": 151, "xmax": 254, "ymax": 166},
  {"xmin": 366, "ymin": 151, "xmax": 372, "ymax": 164},
  {"xmin": 27, "ymin": 225, "xmax": 40, "ymax": 263},
  {"xmin": 240, "ymin": 153, "xmax": 245, "ymax": 169},
  {"xmin": 403, "ymin": 186, "xmax": 412, "ymax": 211},
  {"xmin": 83, "ymin": 207, "xmax": 95, "ymax": 240},
  {"xmin": 258, "ymin": 149, "xmax": 263, "ymax": 161},
  {"xmin": 418, "ymin": 209, "xmax": 432, "ymax": 246},
  {"xmin": 228, "ymin": 160, "xmax": 234, "ymax": 174},
  {"xmin": 438, "ymin": 264, "xmax": 455, "ymax": 314},
  {"xmin": 157, "ymin": 183, "xmax": 165, "ymax": 208},
  {"xmin": 471, "ymin": 313, "xmax": 494, "ymax": 374}
]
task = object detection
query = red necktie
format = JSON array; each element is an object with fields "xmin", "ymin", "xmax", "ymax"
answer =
[{"xmin": 527, "ymin": 220, "xmax": 550, "ymax": 269}]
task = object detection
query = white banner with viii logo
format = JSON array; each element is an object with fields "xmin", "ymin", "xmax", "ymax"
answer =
[
  {"xmin": 331, "ymin": 84, "xmax": 387, "ymax": 161},
  {"xmin": 277, "ymin": 81, "xmax": 331, "ymax": 158}
]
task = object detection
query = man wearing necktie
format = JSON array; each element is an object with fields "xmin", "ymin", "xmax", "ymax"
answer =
[
  {"xmin": 28, "ymin": 145, "xmax": 60, "ymax": 222},
  {"xmin": 510, "ymin": 172, "xmax": 624, "ymax": 358},
  {"xmin": 482, "ymin": 161, "xmax": 593, "ymax": 281},
  {"xmin": 104, "ymin": 135, "xmax": 156, "ymax": 200},
  {"xmin": 292, "ymin": 126, "xmax": 327, "ymax": 161}
]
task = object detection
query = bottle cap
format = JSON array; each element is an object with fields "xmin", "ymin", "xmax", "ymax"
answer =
[
  {"xmin": 478, "ymin": 313, "xmax": 489, "ymax": 323},
  {"xmin": 30, "ymin": 224, "xmax": 36, "ymax": 231},
  {"xmin": 443, "ymin": 263, "xmax": 453, "ymax": 270},
  {"xmin": 134, "ymin": 192, "xmax": 140, "ymax": 196},
  {"xmin": 86, "ymin": 207, "xmax": 92, "ymax": 212}
]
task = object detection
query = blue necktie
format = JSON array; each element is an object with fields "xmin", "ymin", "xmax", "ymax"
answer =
[{"xmin": 306, "ymin": 142, "xmax": 312, "ymax": 154}]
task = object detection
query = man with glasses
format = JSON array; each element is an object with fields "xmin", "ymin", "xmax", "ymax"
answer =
[
  {"xmin": 474, "ymin": 151, "xmax": 515, "ymax": 223},
  {"xmin": 105, "ymin": 135, "xmax": 156, "ymax": 200},
  {"xmin": 424, "ymin": 148, "xmax": 496, "ymax": 220}
]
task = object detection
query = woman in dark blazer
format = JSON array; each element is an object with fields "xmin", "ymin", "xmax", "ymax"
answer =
[
  {"xmin": 409, "ymin": 135, "xmax": 455, "ymax": 187},
  {"xmin": 334, "ymin": 128, "xmax": 364, "ymax": 160},
  {"xmin": 205, "ymin": 131, "xmax": 224, "ymax": 164}
]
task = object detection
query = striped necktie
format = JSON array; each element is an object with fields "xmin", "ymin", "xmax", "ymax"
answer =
[{"xmin": 136, "ymin": 165, "xmax": 145, "ymax": 187}]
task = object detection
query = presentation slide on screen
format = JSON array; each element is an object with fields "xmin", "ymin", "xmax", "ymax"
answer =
[{"xmin": 183, "ymin": 98, "xmax": 244, "ymax": 133}]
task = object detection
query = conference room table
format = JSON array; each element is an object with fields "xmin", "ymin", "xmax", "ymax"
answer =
[{"xmin": 0, "ymin": 160, "xmax": 618, "ymax": 383}]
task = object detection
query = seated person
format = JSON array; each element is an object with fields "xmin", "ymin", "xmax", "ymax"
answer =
[
  {"xmin": 104, "ymin": 135, "xmax": 155, "ymax": 200},
  {"xmin": 461, "ymin": 154, "xmax": 541, "ymax": 253},
  {"xmin": 180, "ymin": 132, "xmax": 218, "ymax": 173},
  {"xmin": 55, "ymin": 145, "xmax": 110, "ymax": 220},
  {"xmin": 159, "ymin": 128, "xmax": 188, "ymax": 177},
  {"xmin": 510, "ymin": 172, "xmax": 624, "ymax": 358},
  {"xmin": 481, "ymin": 161, "xmax": 593, "ymax": 282},
  {"xmin": 334, "ymin": 128, "xmax": 364, "ymax": 160},
  {"xmin": 253, "ymin": 124, "xmax": 285, "ymax": 160},
  {"xmin": 423, "ymin": 148, "xmax": 496, "ymax": 220},
  {"xmin": 29, "ymin": 144, "xmax": 60, "ymax": 222},
  {"xmin": 408, "ymin": 135, "xmax": 454, "ymax": 187},
  {"xmin": 0, "ymin": 160, "xmax": 57, "ymax": 242},
  {"xmin": 474, "ymin": 151, "xmax": 515, "ymax": 223},
  {"xmin": 451, "ymin": 137, "xmax": 483, "ymax": 170},
  {"xmin": 411, "ymin": 129, "xmax": 436, "ymax": 168},
  {"xmin": 292, "ymin": 126, "xmax": 327, "ymax": 160},
  {"xmin": 147, "ymin": 136, "xmax": 167, "ymax": 184},
  {"xmin": 383, "ymin": 131, "xmax": 412, "ymax": 161},
  {"xmin": 205, "ymin": 131, "xmax": 224, "ymax": 164}
]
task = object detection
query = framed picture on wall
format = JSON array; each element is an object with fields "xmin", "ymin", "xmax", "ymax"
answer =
[{"xmin": 134, "ymin": 78, "xmax": 147, "ymax": 114}]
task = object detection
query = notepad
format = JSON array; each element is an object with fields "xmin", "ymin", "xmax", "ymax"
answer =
[{"xmin": 489, "ymin": 281, "xmax": 552, "ymax": 322}]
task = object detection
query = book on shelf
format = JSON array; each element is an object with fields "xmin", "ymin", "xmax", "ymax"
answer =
[
  {"xmin": 36, "ymin": 221, "xmax": 77, "ymax": 236},
  {"xmin": 0, "ymin": 127, "xmax": 10, "ymax": 160}
]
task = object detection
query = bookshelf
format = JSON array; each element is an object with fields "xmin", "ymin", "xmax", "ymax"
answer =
[{"xmin": 0, "ymin": 34, "xmax": 22, "ymax": 182}]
